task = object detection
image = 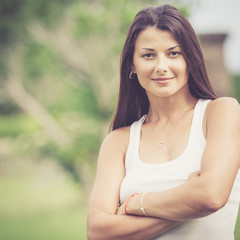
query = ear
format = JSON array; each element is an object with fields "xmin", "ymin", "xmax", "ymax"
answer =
[{"xmin": 131, "ymin": 65, "xmax": 136, "ymax": 73}]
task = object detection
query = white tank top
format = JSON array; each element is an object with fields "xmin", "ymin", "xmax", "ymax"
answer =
[{"xmin": 120, "ymin": 99, "xmax": 240, "ymax": 240}]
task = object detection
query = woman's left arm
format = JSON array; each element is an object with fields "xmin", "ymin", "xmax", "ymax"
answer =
[{"xmin": 120, "ymin": 97, "xmax": 240, "ymax": 221}]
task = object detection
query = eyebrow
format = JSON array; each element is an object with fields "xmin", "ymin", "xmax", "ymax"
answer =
[
  {"xmin": 168, "ymin": 45, "xmax": 180, "ymax": 50},
  {"xmin": 140, "ymin": 48, "xmax": 155, "ymax": 51},
  {"xmin": 140, "ymin": 45, "xmax": 180, "ymax": 51}
]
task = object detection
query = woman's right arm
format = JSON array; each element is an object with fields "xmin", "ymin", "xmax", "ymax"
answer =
[{"xmin": 87, "ymin": 128, "xmax": 181, "ymax": 240}]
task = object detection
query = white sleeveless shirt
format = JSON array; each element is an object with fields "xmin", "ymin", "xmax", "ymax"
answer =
[{"xmin": 120, "ymin": 99, "xmax": 240, "ymax": 240}]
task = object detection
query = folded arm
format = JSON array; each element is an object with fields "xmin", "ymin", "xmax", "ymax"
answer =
[
  {"xmin": 87, "ymin": 128, "xmax": 181, "ymax": 240},
  {"xmin": 121, "ymin": 98, "xmax": 240, "ymax": 221}
]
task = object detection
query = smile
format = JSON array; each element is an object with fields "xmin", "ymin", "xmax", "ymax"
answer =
[{"xmin": 152, "ymin": 77, "xmax": 175, "ymax": 84}]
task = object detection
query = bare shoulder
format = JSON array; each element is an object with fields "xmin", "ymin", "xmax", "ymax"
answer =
[
  {"xmin": 205, "ymin": 97, "xmax": 240, "ymax": 132},
  {"xmin": 206, "ymin": 97, "xmax": 240, "ymax": 118},
  {"xmin": 208, "ymin": 97, "xmax": 239, "ymax": 107},
  {"xmin": 100, "ymin": 126, "xmax": 131, "ymax": 157}
]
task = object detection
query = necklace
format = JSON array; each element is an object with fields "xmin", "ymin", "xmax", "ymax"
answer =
[{"xmin": 149, "ymin": 108, "xmax": 192, "ymax": 150}]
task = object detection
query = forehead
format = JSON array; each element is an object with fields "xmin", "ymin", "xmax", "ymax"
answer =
[{"xmin": 134, "ymin": 26, "xmax": 178, "ymax": 51}]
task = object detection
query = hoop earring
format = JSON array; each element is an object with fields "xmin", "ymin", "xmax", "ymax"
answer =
[{"xmin": 129, "ymin": 71, "xmax": 135, "ymax": 79}]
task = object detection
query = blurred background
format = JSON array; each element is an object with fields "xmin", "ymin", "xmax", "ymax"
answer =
[{"xmin": 0, "ymin": 0, "xmax": 239, "ymax": 239}]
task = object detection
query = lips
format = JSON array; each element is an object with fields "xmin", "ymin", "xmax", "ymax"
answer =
[
  {"xmin": 152, "ymin": 76, "xmax": 175, "ymax": 84},
  {"xmin": 152, "ymin": 77, "xmax": 174, "ymax": 81}
]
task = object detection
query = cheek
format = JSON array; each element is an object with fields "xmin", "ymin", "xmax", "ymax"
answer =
[
  {"xmin": 138, "ymin": 69, "xmax": 151, "ymax": 78},
  {"xmin": 135, "ymin": 67, "xmax": 151, "ymax": 87},
  {"xmin": 136, "ymin": 70, "xmax": 152, "ymax": 85},
  {"xmin": 172, "ymin": 61, "xmax": 188, "ymax": 76},
  {"xmin": 135, "ymin": 62, "xmax": 154, "ymax": 77}
]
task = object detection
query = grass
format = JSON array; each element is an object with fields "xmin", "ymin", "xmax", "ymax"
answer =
[
  {"xmin": 0, "ymin": 207, "xmax": 87, "ymax": 240},
  {"xmin": 235, "ymin": 211, "xmax": 240, "ymax": 240},
  {"xmin": 0, "ymin": 158, "xmax": 88, "ymax": 240}
]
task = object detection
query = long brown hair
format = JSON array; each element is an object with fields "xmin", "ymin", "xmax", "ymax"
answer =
[{"xmin": 111, "ymin": 4, "xmax": 216, "ymax": 131}]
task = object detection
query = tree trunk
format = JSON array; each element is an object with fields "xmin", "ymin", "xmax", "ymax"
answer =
[{"xmin": 4, "ymin": 45, "xmax": 72, "ymax": 147}]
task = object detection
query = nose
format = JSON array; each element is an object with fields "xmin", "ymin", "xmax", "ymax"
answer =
[{"xmin": 155, "ymin": 55, "xmax": 168, "ymax": 73}]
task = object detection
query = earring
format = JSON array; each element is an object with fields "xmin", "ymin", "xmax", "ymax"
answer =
[{"xmin": 129, "ymin": 71, "xmax": 135, "ymax": 79}]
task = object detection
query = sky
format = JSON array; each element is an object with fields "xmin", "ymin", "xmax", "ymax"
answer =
[{"xmin": 186, "ymin": 0, "xmax": 240, "ymax": 73}]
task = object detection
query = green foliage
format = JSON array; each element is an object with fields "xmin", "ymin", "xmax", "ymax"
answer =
[
  {"xmin": 0, "ymin": 0, "xmax": 77, "ymax": 47},
  {"xmin": 0, "ymin": 51, "xmax": 8, "ymax": 77},
  {"xmin": 23, "ymin": 41, "xmax": 62, "ymax": 81},
  {"xmin": 55, "ymin": 83, "xmax": 103, "ymax": 119},
  {"xmin": 0, "ymin": 115, "xmax": 39, "ymax": 137},
  {"xmin": 0, "ymin": 0, "xmax": 26, "ymax": 45},
  {"xmin": 39, "ymin": 132, "xmax": 102, "ymax": 181},
  {"xmin": 72, "ymin": 0, "xmax": 139, "ymax": 39},
  {"xmin": 232, "ymin": 74, "xmax": 240, "ymax": 102},
  {"xmin": 0, "ymin": 98, "xmax": 20, "ymax": 115},
  {"xmin": 73, "ymin": 3, "xmax": 110, "ymax": 38}
]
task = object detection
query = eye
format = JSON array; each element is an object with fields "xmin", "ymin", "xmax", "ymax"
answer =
[
  {"xmin": 142, "ymin": 53, "xmax": 155, "ymax": 59},
  {"xmin": 169, "ymin": 51, "xmax": 181, "ymax": 57}
]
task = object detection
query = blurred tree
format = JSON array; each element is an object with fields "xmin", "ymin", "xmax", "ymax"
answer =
[
  {"xmin": 0, "ymin": 0, "xmax": 190, "ymax": 191},
  {"xmin": 0, "ymin": 0, "xmax": 76, "ymax": 145},
  {"xmin": 232, "ymin": 74, "xmax": 240, "ymax": 102}
]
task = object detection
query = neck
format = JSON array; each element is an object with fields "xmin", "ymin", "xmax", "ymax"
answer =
[{"xmin": 146, "ymin": 93, "xmax": 197, "ymax": 123}]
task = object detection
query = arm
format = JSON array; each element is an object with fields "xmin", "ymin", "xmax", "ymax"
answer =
[
  {"xmin": 87, "ymin": 128, "xmax": 181, "ymax": 240},
  {"xmin": 122, "ymin": 98, "xmax": 240, "ymax": 221}
]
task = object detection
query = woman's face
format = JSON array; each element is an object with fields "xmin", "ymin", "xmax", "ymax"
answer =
[{"xmin": 132, "ymin": 26, "xmax": 189, "ymax": 99}]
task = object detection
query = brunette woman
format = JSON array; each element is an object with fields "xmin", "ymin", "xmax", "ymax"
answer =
[{"xmin": 88, "ymin": 4, "xmax": 240, "ymax": 240}]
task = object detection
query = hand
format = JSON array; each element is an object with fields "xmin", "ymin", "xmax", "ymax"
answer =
[
  {"xmin": 116, "ymin": 202, "xmax": 126, "ymax": 215},
  {"xmin": 117, "ymin": 193, "xmax": 141, "ymax": 216}
]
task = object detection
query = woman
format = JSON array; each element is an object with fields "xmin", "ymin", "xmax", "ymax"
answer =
[{"xmin": 87, "ymin": 4, "xmax": 240, "ymax": 240}]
